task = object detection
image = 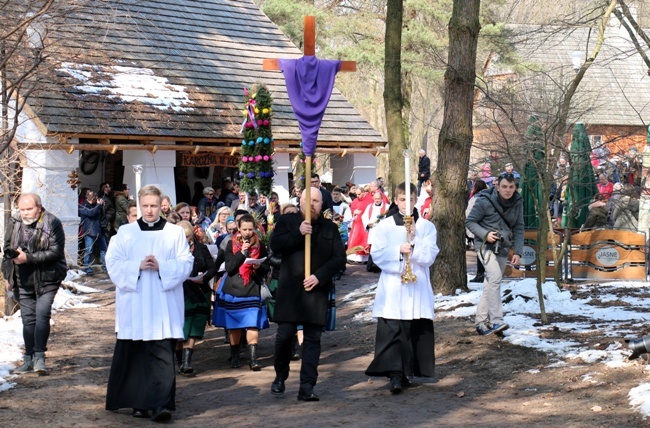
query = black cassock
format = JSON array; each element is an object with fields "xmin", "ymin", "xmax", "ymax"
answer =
[
  {"xmin": 365, "ymin": 318, "xmax": 435, "ymax": 379},
  {"xmin": 105, "ymin": 339, "xmax": 177, "ymax": 411}
]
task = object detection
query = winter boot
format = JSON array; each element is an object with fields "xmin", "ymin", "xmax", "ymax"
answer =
[
  {"xmin": 175, "ymin": 349, "xmax": 183, "ymax": 370},
  {"xmin": 180, "ymin": 348, "xmax": 194, "ymax": 375},
  {"xmin": 249, "ymin": 344, "xmax": 261, "ymax": 371},
  {"xmin": 469, "ymin": 273, "xmax": 485, "ymax": 283},
  {"xmin": 13, "ymin": 354, "xmax": 34, "ymax": 374},
  {"xmin": 230, "ymin": 344, "xmax": 240, "ymax": 368},
  {"xmin": 33, "ymin": 352, "xmax": 47, "ymax": 375}
]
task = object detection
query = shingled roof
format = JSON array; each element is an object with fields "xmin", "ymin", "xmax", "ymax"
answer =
[
  {"xmin": 26, "ymin": 0, "xmax": 385, "ymax": 152},
  {"xmin": 484, "ymin": 24, "xmax": 650, "ymax": 127}
]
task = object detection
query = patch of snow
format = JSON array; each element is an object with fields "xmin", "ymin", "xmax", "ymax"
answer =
[{"xmin": 59, "ymin": 62, "xmax": 194, "ymax": 112}]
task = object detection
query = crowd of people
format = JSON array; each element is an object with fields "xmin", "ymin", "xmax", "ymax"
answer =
[
  {"xmin": 6, "ymin": 151, "xmax": 530, "ymax": 423},
  {"xmin": 469, "ymin": 145, "xmax": 645, "ymax": 232}
]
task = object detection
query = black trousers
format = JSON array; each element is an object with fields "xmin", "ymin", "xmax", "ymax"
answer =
[
  {"xmin": 274, "ymin": 322, "xmax": 322, "ymax": 390},
  {"xmin": 16, "ymin": 287, "xmax": 57, "ymax": 355}
]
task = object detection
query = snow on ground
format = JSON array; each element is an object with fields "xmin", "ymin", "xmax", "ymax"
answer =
[
  {"xmin": 0, "ymin": 273, "xmax": 102, "ymax": 392},
  {"xmin": 344, "ymin": 276, "xmax": 650, "ymax": 419}
]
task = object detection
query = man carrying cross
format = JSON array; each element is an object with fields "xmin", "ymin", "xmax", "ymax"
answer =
[{"xmin": 263, "ymin": 16, "xmax": 353, "ymax": 401}]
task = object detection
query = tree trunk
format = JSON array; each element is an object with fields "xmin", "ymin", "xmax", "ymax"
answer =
[
  {"xmin": 384, "ymin": 0, "xmax": 407, "ymax": 196},
  {"xmin": 430, "ymin": 0, "xmax": 481, "ymax": 295}
]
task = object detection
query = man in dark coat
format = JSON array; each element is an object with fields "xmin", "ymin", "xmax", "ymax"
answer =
[
  {"xmin": 417, "ymin": 149, "xmax": 431, "ymax": 196},
  {"xmin": 3, "ymin": 193, "xmax": 67, "ymax": 375},
  {"xmin": 269, "ymin": 187, "xmax": 346, "ymax": 401},
  {"xmin": 79, "ymin": 190, "xmax": 107, "ymax": 275}
]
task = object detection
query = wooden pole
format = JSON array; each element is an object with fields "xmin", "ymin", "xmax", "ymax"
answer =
[{"xmin": 305, "ymin": 156, "xmax": 312, "ymax": 279}]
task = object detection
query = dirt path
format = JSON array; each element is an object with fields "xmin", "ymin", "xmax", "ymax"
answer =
[{"xmin": 0, "ymin": 264, "xmax": 647, "ymax": 427}]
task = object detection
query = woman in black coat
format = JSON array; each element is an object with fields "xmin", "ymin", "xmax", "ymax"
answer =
[
  {"xmin": 176, "ymin": 221, "xmax": 218, "ymax": 375},
  {"xmin": 213, "ymin": 214, "xmax": 269, "ymax": 370}
]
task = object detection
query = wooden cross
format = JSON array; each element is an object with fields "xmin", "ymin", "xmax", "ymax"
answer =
[
  {"xmin": 262, "ymin": 16, "xmax": 356, "ymax": 72},
  {"xmin": 263, "ymin": 16, "xmax": 355, "ymax": 278}
]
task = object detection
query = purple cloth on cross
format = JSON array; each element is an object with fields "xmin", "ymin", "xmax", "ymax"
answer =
[{"xmin": 279, "ymin": 55, "xmax": 341, "ymax": 157}]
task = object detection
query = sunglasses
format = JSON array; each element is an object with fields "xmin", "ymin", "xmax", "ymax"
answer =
[{"xmin": 499, "ymin": 172, "xmax": 515, "ymax": 180}]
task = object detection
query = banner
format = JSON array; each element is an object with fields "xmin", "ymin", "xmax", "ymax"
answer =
[{"xmin": 181, "ymin": 153, "xmax": 238, "ymax": 168}]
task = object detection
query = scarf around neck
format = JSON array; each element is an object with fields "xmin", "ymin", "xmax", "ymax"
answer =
[{"xmin": 232, "ymin": 232, "xmax": 261, "ymax": 285}]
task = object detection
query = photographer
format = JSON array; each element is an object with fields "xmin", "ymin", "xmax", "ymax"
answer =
[
  {"xmin": 2, "ymin": 193, "xmax": 67, "ymax": 375},
  {"xmin": 466, "ymin": 172, "xmax": 524, "ymax": 336}
]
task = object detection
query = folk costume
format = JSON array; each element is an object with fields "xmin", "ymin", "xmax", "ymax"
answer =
[
  {"xmin": 105, "ymin": 218, "xmax": 193, "ymax": 415},
  {"xmin": 213, "ymin": 232, "xmax": 269, "ymax": 331},
  {"xmin": 365, "ymin": 211, "xmax": 439, "ymax": 386},
  {"xmin": 182, "ymin": 240, "xmax": 218, "ymax": 340}
]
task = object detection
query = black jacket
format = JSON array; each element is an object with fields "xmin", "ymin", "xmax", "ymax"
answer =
[
  {"xmin": 222, "ymin": 239, "xmax": 268, "ymax": 298},
  {"xmin": 2, "ymin": 209, "xmax": 67, "ymax": 294},
  {"xmin": 269, "ymin": 213, "xmax": 346, "ymax": 326},
  {"xmin": 183, "ymin": 241, "xmax": 218, "ymax": 303},
  {"xmin": 418, "ymin": 154, "xmax": 431, "ymax": 180}
]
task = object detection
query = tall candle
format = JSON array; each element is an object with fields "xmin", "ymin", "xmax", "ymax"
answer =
[{"xmin": 404, "ymin": 150, "xmax": 411, "ymax": 216}]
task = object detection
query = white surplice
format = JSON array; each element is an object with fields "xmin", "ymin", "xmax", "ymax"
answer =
[
  {"xmin": 105, "ymin": 220, "xmax": 194, "ymax": 340},
  {"xmin": 370, "ymin": 215, "xmax": 439, "ymax": 320}
]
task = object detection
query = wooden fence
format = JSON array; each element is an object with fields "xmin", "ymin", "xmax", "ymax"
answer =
[{"xmin": 501, "ymin": 228, "xmax": 648, "ymax": 281}]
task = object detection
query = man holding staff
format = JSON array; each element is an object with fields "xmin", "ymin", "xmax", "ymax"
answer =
[{"xmin": 269, "ymin": 187, "xmax": 346, "ymax": 401}]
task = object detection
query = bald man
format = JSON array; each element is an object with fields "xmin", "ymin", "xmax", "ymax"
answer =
[{"xmin": 269, "ymin": 187, "xmax": 346, "ymax": 401}]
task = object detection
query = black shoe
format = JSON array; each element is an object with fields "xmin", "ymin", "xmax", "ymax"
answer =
[
  {"xmin": 150, "ymin": 407, "xmax": 172, "ymax": 422},
  {"xmin": 132, "ymin": 409, "xmax": 149, "ymax": 418},
  {"xmin": 390, "ymin": 376, "xmax": 403, "ymax": 394},
  {"xmin": 469, "ymin": 274, "xmax": 484, "ymax": 283},
  {"xmin": 297, "ymin": 388, "xmax": 320, "ymax": 402},
  {"xmin": 271, "ymin": 377, "xmax": 285, "ymax": 396},
  {"xmin": 402, "ymin": 376, "xmax": 412, "ymax": 388}
]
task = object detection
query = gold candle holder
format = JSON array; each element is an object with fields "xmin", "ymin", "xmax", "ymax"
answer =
[{"xmin": 401, "ymin": 215, "xmax": 417, "ymax": 284}]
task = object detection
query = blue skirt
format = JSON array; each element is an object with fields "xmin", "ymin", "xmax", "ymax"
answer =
[{"xmin": 213, "ymin": 277, "xmax": 269, "ymax": 331}]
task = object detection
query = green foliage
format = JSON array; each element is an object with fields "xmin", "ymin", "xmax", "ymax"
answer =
[{"xmin": 238, "ymin": 85, "xmax": 275, "ymax": 196}]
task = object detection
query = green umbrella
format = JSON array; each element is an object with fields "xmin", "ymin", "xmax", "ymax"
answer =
[
  {"xmin": 561, "ymin": 123, "xmax": 598, "ymax": 228},
  {"xmin": 521, "ymin": 115, "xmax": 544, "ymax": 228}
]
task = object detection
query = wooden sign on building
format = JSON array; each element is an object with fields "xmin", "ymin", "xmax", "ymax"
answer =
[{"xmin": 181, "ymin": 153, "xmax": 239, "ymax": 168}]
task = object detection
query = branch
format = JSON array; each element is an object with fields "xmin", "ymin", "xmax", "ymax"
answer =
[{"xmin": 558, "ymin": 0, "xmax": 618, "ymax": 135}]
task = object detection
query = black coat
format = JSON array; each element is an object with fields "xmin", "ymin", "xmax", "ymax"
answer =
[
  {"xmin": 418, "ymin": 155, "xmax": 431, "ymax": 180},
  {"xmin": 183, "ymin": 241, "xmax": 218, "ymax": 303},
  {"xmin": 2, "ymin": 210, "xmax": 67, "ymax": 294},
  {"xmin": 222, "ymin": 239, "xmax": 268, "ymax": 298},
  {"xmin": 269, "ymin": 213, "xmax": 346, "ymax": 326}
]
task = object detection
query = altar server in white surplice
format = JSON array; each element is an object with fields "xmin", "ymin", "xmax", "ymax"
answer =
[
  {"xmin": 105, "ymin": 185, "xmax": 193, "ymax": 422},
  {"xmin": 365, "ymin": 182, "xmax": 439, "ymax": 395}
]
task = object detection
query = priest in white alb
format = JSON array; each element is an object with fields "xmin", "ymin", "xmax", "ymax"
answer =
[
  {"xmin": 105, "ymin": 185, "xmax": 193, "ymax": 422},
  {"xmin": 365, "ymin": 182, "xmax": 439, "ymax": 394}
]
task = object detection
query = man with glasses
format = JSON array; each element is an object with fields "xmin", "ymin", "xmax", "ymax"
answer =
[{"xmin": 465, "ymin": 172, "xmax": 524, "ymax": 336}]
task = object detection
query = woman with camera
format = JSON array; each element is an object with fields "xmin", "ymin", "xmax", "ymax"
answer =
[{"xmin": 213, "ymin": 214, "xmax": 269, "ymax": 370}]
